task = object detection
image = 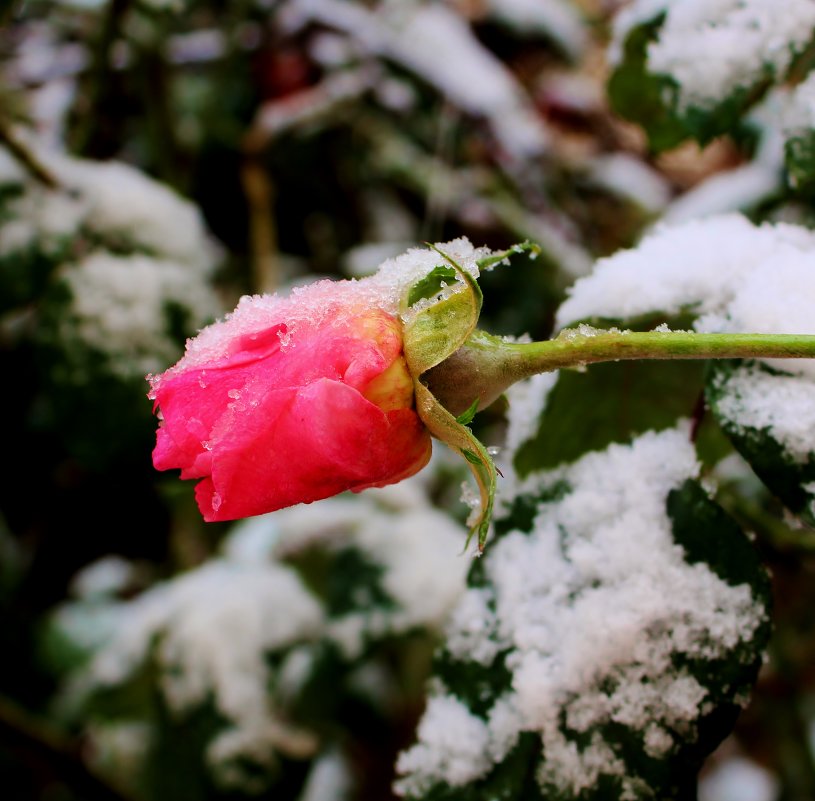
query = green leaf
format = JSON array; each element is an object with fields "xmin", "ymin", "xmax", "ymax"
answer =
[
  {"xmin": 0, "ymin": 242, "xmax": 68, "ymax": 314},
  {"xmin": 706, "ymin": 359, "xmax": 815, "ymax": 525},
  {"xmin": 665, "ymin": 479, "xmax": 773, "ymax": 783},
  {"xmin": 283, "ymin": 545, "xmax": 395, "ymax": 618},
  {"xmin": 608, "ymin": 16, "xmax": 792, "ymax": 151},
  {"xmin": 413, "ymin": 733, "xmax": 546, "ymax": 801},
  {"xmin": 475, "ymin": 240, "xmax": 542, "ymax": 272},
  {"xmin": 401, "ymin": 440, "xmax": 770, "ymax": 801},
  {"xmin": 668, "ymin": 478, "xmax": 772, "ymax": 593},
  {"xmin": 514, "ymin": 360, "xmax": 706, "ymax": 478},
  {"xmin": 607, "ymin": 16, "xmax": 688, "ymax": 153}
]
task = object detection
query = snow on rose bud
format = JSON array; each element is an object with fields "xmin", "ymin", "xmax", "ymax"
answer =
[{"xmin": 147, "ymin": 278, "xmax": 433, "ymax": 522}]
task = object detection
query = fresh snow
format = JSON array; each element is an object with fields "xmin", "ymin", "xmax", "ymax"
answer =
[
  {"xmin": 712, "ymin": 364, "xmax": 815, "ymax": 463},
  {"xmin": 62, "ymin": 251, "xmax": 221, "ymax": 376},
  {"xmin": 699, "ymin": 755, "xmax": 780, "ymax": 801},
  {"xmin": 396, "ymin": 428, "xmax": 767, "ymax": 798},
  {"xmin": 65, "ymin": 466, "xmax": 469, "ymax": 787},
  {"xmin": 556, "ymin": 214, "xmax": 815, "ymax": 380},
  {"xmin": 611, "ymin": 0, "xmax": 815, "ymax": 111},
  {"xmin": 284, "ymin": 0, "xmax": 551, "ymax": 159},
  {"xmin": 267, "ymin": 475, "xmax": 470, "ymax": 659},
  {"xmin": 556, "ymin": 213, "xmax": 815, "ymax": 459}
]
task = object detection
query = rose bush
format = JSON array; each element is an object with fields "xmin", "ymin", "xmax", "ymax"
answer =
[{"xmin": 148, "ymin": 280, "xmax": 432, "ymax": 522}]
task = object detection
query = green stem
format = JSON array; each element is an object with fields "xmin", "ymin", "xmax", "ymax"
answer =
[
  {"xmin": 425, "ymin": 327, "xmax": 815, "ymax": 416},
  {"xmin": 506, "ymin": 328, "xmax": 815, "ymax": 371}
]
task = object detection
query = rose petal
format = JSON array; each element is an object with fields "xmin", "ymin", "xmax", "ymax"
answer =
[{"xmin": 197, "ymin": 378, "xmax": 430, "ymax": 522}]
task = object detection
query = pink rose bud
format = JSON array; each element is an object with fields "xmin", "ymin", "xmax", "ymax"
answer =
[{"xmin": 148, "ymin": 281, "xmax": 432, "ymax": 522}]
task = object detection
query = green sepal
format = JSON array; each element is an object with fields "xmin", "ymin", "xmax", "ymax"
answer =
[
  {"xmin": 475, "ymin": 240, "xmax": 542, "ymax": 272},
  {"xmin": 403, "ymin": 246, "xmax": 497, "ymax": 550},
  {"xmin": 402, "ymin": 247, "xmax": 482, "ymax": 378},
  {"xmin": 407, "ymin": 265, "xmax": 457, "ymax": 307},
  {"xmin": 414, "ymin": 381, "xmax": 497, "ymax": 553},
  {"xmin": 455, "ymin": 398, "xmax": 480, "ymax": 426}
]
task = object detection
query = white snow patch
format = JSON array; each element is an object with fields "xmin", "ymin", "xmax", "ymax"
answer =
[
  {"xmin": 479, "ymin": 0, "xmax": 587, "ymax": 59},
  {"xmin": 299, "ymin": 750, "xmax": 353, "ymax": 801},
  {"xmin": 588, "ymin": 152, "xmax": 672, "ymax": 214},
  {"xmin": 395, "ymin": 695, "xmax": 492, "ymax": 794},
  {"xmin": 699, "ymin": 755, "xmax": 780, "ymax": 801},
  {"xmin": 665, "ymin": 89, "xmax": 786, "ymax": 223},
  {"xmin": 608, "ymin": 0, "xmax": 670, "ymax": 66},
  {"xmin": 397, "ymin": 428, "xmax": 767, "ymax": 797},
  {"xmin": 557, "ymin": 214, "xmax": 815, "ymax": 376},
  {"xmin": 783, "ymin": 69, "xmax": 815, "ymax": 134},
  {"xmin": 61, "ymin": 250, "xmax": 221, "ymax": 377},
  {"xmin": 70, "ymin": 556, "xmax": 136, "ymax": 599},
  {"xmin": 80, "ymin": 557, "xmax": 324, "ymax": 783},
  {"xmin": 269, "ymin": 477, "xmax": 470, "ymax": 659},
  {"xmin": 617, "ymin": 0, "xmax": 815, "ymax": 111},
  {"xmin": 712, "ymin": 363, "xmax": 815, "ymax": 463},
  {"xmin": 286, "ymin": 0, "xmax": 550, "ymax": 159},
  {"xmin": 47, "ymin": 151, "xmax": 220, "ymax": 268},
  {"xmin": 555, "ymin": 213, "xmax": 815, "ymax": 461}
]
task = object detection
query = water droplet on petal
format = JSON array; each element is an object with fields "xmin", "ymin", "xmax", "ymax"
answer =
[{"xmin": 212, "ymin": 492, "xmax": 222, "ymax": 511}]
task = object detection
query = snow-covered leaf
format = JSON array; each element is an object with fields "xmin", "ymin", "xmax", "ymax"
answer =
[
  {"xmin": 608, "ymin": 1, "xmax": 815, "ymax": 151},
  {"xmin": 707, "ymin": 359, "xmax": 815, "ymax": 525},
  {"xmin": 396, "ymin": 429, "xmax": 771, "ymax": 801}
]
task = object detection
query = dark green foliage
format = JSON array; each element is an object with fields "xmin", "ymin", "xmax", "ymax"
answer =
[
  {"xmin": 668, "ymin": 478, "xmax": 772, "ymax": 595},
  {"xmin": 455, "ymin": 398, "xmax": 481, "ymax": 426},
  {"xmin": 785, "ymin": 131, "xmax": 815, "ymax": 194},
  {"xmin": 494, "ymin": 483, "xmax": 570, "ymax": 537},
  {"xmin": 608, "ymin": 15, "xmax": 805, "ymax": 152},
  {"xmin": 514, "ymin": 360, "xmax": 705, "ymax": 478},
  {"xmin": 665, "ymin": 480, "xmax": 773, "ymax": 795},
  {"xmin": 142, "ymin": 697, "xmax": 308, "ymax": 801},
  {"xmin": 607, "ymin": 15, "xmax": 689, "ymax": 153},
  {"xmin": 285, "ymin": 545, "xmax": 395, "ymax": 619},
  {"xmin": 0, "ymin": 243, "xmax": 68, "ymax": 313},
  {"xmin": 432, "ymin": 651, "xmax": 513, "ymax": 720}
]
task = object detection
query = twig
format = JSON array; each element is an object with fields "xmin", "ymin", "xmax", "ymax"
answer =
[
  {"xmin": 239, "ymin": 68, "xmax": 374, "ymax": 293},
  {"xmin": 0, "ymin": 121, "xmax": 58, "ymax": 188},
  {"xmin": 240, "ymin": 155, "xmax": 279, "ymax": 294}
]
